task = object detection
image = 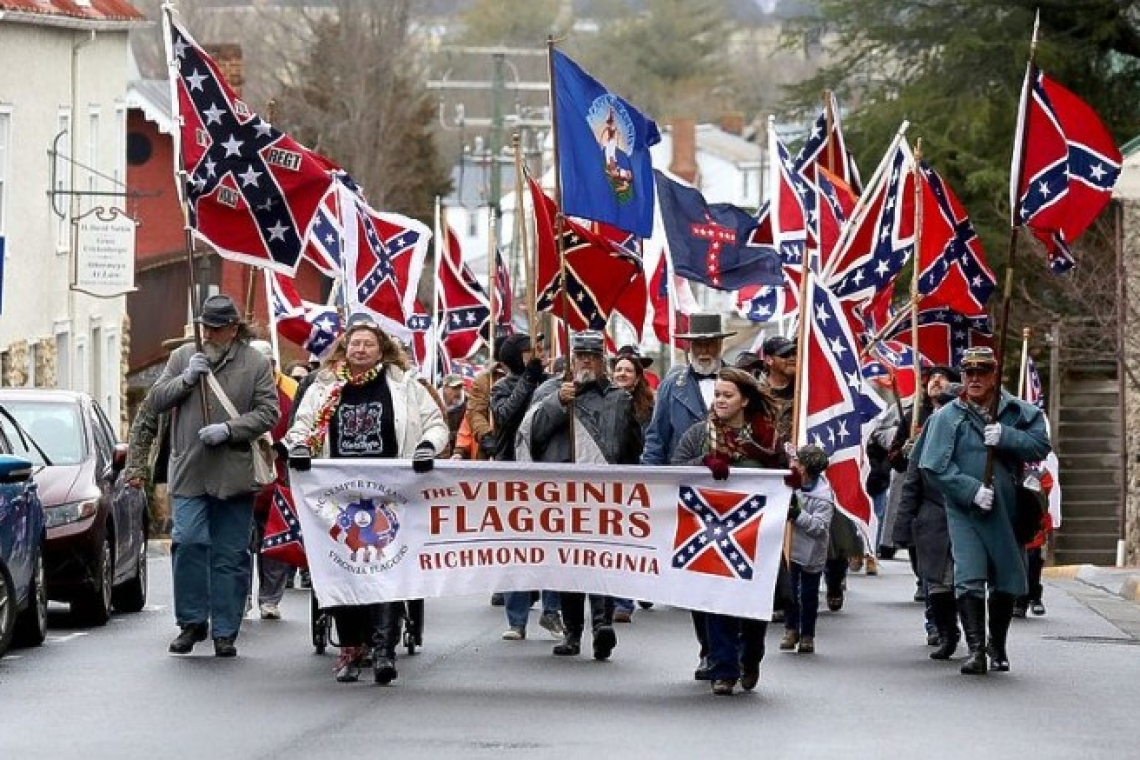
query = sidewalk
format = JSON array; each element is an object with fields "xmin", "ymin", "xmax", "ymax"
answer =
[{"xmin": 1044, "ymin": 564, "xmax": 1140, "ymax": 602}]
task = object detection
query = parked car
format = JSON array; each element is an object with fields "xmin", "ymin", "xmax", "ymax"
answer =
[
  {"xmin": 0, "ymin": 390, "xmax": 148, "ymax": 626},
  {"xmin": 0, "ymin": 419, "xmax": 47, "ymax": 656}
]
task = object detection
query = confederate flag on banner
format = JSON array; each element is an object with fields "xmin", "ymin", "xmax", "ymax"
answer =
[
  {"xmin": 165, "ymin": 14, "xmax": 338, "ymax": 275},
  {"xmin": 1010, "ymin": 65, "xmax": 1122, "ymax": 273},
  {"xmin": 261, "ymin": 484, "xmax": 307, "ymax": 569}
]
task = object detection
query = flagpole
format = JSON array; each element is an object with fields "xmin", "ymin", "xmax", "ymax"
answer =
[
  {"xmin": 909, "ymin": 139, "xmax": 925, "ymax": 439},
  {"xmin": 163, "ymin": 7, "xmax": 209, "ymax": 423},
  {"xmin": 513, "ymin": 134, "xmax": 539, "ymax": 341},
  {"xmin": 430, "ymin": 198, "xmax": 443, "ymax": 385},
  {"xmin": 857, "ymin": 294, "xmax": 920, "ymax": 360},
  {"xmin": 263, "ymin": 268, "xmax": 281, "ymax": 367},
  {"xmin": 984, "ymin": 18, "xmax": 1039, "ymax": 486},
  {"xmin": 665, "ymin": 246, "xmax": 678, "ymax": 369},
  {"xmin": 823, "ymin": 90, "xmax": 836, "ymax": 176},
  {"xmin": 787, "ymin": 114, "xmax": 812, "ymax": 447},
  {"xmin": 487, "ymin": 208, "xmax": 499, "ymax": 364},
  {"xmin": 547, "ymin": 34, "xmax": 576, "ymax": 461}
]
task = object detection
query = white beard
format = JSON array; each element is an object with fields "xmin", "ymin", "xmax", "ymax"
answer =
[
  {"xmin": 689, "ymin": 356, "xmax": 719, "ymax": 376},
  {"xmin": 575, "ymin": 368, "xmax": 599, "ymax": 385},
  {"xmin": 203, "ymin": 340, "xmax": 232, "ymax": 364}
]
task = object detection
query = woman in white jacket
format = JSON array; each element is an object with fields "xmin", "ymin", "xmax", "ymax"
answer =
[{"xmin": 285, "ymin": 312, "xmax": 448, "ymax": 685}]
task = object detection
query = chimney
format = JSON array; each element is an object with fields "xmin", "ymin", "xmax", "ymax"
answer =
[
  {"xmin": 203, "ymin": 44, "xmax": 244, "ymax": 96},
  {"xmin": 719, "ymin": 112, "xmax": 745, "ymax": 136},
  {"xmin": 669, "ymin": 118, "xmax": 699, "ymax": 184}
]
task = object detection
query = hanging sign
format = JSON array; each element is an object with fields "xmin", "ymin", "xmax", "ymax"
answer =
[{"xmin": 73, "ymin": 206, "xmax": 137, "ymax": 297}]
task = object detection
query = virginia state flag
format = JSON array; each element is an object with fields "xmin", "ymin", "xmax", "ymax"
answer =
[{"xmin": 553, "ymin": 50, "xmax": 661, "ymax": 237}]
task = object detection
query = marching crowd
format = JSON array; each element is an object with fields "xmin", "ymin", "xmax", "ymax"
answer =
[{"xmin": 126, "ymin": 293, "xmax": 1052, "ymax": 697}]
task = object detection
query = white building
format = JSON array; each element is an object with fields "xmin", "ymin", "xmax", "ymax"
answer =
[{"xmin": 0, "ymin": 0, "xmax": 146, "ymax": 428}]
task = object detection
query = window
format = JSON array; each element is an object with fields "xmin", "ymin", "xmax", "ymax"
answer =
[
  {"xmin": 0, "ymin": 107, "xmax": 10, "ymax": 235},
  {"xmin": 55, "ymin": 109, "xmax": 72, "ymax": 252},
  {"xmin": 55, "ymin": 323, "xmax": 71, "ymax": 389},
  {"xmin": 87, "ymin": 108, "xmax": 100, "ymax": 195}
]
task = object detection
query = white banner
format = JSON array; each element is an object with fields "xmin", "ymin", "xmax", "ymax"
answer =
[{"xmin": 293, "ymin": 460, "xmax": 792, "ymax": 620}]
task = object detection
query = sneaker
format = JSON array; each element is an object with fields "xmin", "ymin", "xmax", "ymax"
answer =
[
  {"xmin": 538, "ymin": 612, "xmax": 565, "ymax": 638},
  {"xmin": 168, "ymin": 623, "xmax": 208, "ymax": 655},
  {"xmin": 259, "ymin": 603, "xmax": 281, "ymax": 620},
  {"xmin": 797, "ymin": 636, "xmax": 815, "ymax": 654},
  {"xmin": 334, "ymin": 647, "xmax": 364, "ymax": 682},
  {"xmin": 694, "ymin": 657, "xmax": 712, "ymax": 681},
  {"xmin": 1030, "ymin": 600, "xmax": 1046, "ymax": 616},
  {"xmin": 213, "ymin": 637, "xmax": 238, "ymax": 658},
  {"xmin": 613, "ymin": 609, "xmax": 633, "ymax": 624},
  {"xmin": 501, "ymin": 626, "xmax": 526, "ymax": 641},
  {"xmin": 711, "ymin": 679, "xmax": 736, "ymax": 696},
  {"xmin": 779, "ymin": 630, "xmax": 800, "ymax": 650},
  {"xmin": 864, "ymin": 556, "xmax": 879, "ymax": 576}
]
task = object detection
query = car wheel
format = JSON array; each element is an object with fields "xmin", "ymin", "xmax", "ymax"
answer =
[
  {"xmin": 112, "ymin": 528, "xmax": 147, "ymax": 614},
  {"xmin": 0, "ymin": 565, "xmax": 17, "ymax": 657},
  {"xmin": 14, "ymin": 547, "xmax": 48, "ymax": 647},
  {"xmin": 73, "ymin": 534, "xmax": 113, "ymax": 627}
]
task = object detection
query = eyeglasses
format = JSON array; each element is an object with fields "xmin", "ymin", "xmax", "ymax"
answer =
[{"xmin": 962, "ymin": 367, "xmax": 995, "ymax": 377}]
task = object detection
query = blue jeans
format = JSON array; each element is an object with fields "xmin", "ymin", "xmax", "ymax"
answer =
[
  {"xmin": 705, "ymin": 613, "xmax": 768, "ymax": 681},
  {"xmin": 785, "ymin": 563, "xmax": 822, "ymax": 638},
  {"xmin": 172, "ymin": 494, "xmax": 255, "ymax": 640},
  {"xmin": 872, "ymin": 490, "xmax": 887, "ymax": 550},
  {"xmin": 505, "ymin": 590, "xmax": 560, "ymax": 628}
]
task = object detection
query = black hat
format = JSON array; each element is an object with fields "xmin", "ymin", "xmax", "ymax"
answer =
[
  {"xmin": 762, "ymin": 335, "xmax": 796, "ymax": 359},
  {"xmin": 925, "ymin": 364, "xmax": 961, "ymax": 383},
  {"xmin": 733, "ymin": 351, "xmax": 764, "ymax": 372},
  {"xmin": 570, "ymin": 330, "xmax": 605, "ymax": 355},
  {"xmin": 675, "ymin": 313, "xmax": 736, "ymax": 340},
  {"xmin": 497, "ymin": 333, "xmax": 532, "ymax": 375},
  {"xmin": 195, "ymin": 294, "xmax": 240, "ymax": 327},
  {"xmin": 611, "ymin": 344, "xmax": 653, "ymax": 368}
]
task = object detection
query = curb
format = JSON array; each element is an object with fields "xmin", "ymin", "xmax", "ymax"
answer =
[{"xmin": 1047, "ymin": 564, "xmax": 1140, "ymax": 602}]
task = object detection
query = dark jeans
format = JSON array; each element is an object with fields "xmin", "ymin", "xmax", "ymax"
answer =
[
  {"xmin": 330, "ymin": 601, "xmax": 401, "ymax": 654},
  {"xmin": 559, "ymin": 592, "xmax": 613, "ymax": 634},
  {"xmin": 705, "ymin": 613, "xmax": 768, "ymax": 681},
  {"xmin": 824, "ymin": 557, "xmax": 847, "ymax": 598},
  {"xmin": 1025, "ymin": 547, "xmax": 1045, "ymax": 602},
  {"xmin": 786, "ymin": 563, "xmax": 822, "ymax": 638}
]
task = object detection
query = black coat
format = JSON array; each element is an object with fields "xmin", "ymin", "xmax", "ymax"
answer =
[{"xmin": 893, "ymin": 433, "xmax": 953, "ymax": 586}]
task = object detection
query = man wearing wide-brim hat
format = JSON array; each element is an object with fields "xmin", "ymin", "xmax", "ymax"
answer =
[
  {"xmin": 641, "ymin": 313, "xmax": 736, "ymax": 466},
  {"xmin": 916, "ymin": 346, "xmax": 1051, "ymax": 677},
  {"xmin": 147, "ymin": 293, "xmax": 280, "ymax": 659}
]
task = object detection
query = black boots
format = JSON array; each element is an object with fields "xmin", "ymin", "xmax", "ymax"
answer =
[
  {"xmin": 957, "ymin": 595, "xmax": 987, "ymax": 675},
  {"xmin": 987, "ymin": 592, "xmax": 1015, "ymax": 672},
  {"xmin": 589, "ymin": 594, "xmax": 617, "ymax": 660},
  {"xmin": 553, "ymin": 627, "xmax": 582, "ymax": 656},
  {"xmin": 928, "ymin": 593, "xmax": 960, "ymax": 661},
  {"xmin": 371, "ymin": 603, "xmax": 400, "ymax": 684},
  {"xmin": 169, "ymin": 623, "xmax": 208, "ymax": 654}
]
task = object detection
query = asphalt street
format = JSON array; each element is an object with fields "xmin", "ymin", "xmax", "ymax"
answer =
[{"xmin": 1, "ymin": 553, "xmax": 1137, "ymax": 760}]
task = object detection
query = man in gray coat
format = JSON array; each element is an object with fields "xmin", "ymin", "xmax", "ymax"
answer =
[{"xmin": 148, "ymin": 294, "xmax": 279, "ymax": 657}]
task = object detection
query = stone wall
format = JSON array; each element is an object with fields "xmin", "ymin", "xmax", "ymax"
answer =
[{"xmin": 1121, "ymin": 200, "xmax": 1140, "ymax": 565}]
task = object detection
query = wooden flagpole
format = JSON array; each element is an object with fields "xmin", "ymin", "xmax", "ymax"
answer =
[
  {"xmin": 909, "ymin": 139, "xmax": 925, "ymax": 439},
  {"xmin": 487, "ymin": 207, "xmax": 499, "ymax": 365},
  {"xmin": 984, "ymin": 16, "xmax": 1039, "ymax": 486},
  {"xmin": 546, "ymin": 34, "xmax": 575, "ymax": 461},
  {"xmin": 430, "ymin": 197, "xmax": 443, "ymax": 385},
  {"xmin": 1017, "ymin": 327, "xmax": 1030, "ymax": 399},
  {"xmin": 512, "ymin": 135, "xmax": 539, "ymax": 343}
]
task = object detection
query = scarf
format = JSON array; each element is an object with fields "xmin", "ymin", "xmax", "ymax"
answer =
[
  {"xmin": 306, "ymin": 362, "xmax": 384, "ymax": 451},
  {"xmin": 707, "ymin": 412, "xmax": 781, "ymax": 467}
]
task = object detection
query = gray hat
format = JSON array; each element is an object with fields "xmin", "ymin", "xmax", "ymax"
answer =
[
  {"xmin": 195, "ymin": 294, "xmax": 240, "ymax": 327},
  {"xmin": 675, "ymin": 313, "xmax": 736, "ymax": 340},
  {"xmin": 570, "ymin": 330, "xmax": 605, "ymax": 355}
]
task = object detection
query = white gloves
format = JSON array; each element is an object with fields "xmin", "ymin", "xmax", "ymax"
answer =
[
  {"xmin": 983, "ymin": 423, "xmax": 1002, "ymax": 447},
  {"xmin": 973, "ymin": 485, "xmax": 994, "ymax": 511}
]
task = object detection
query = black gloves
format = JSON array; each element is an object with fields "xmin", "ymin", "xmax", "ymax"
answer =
[
  {"xmin": 272, "ymin": 440, "xmax": 289, "ymax": 459},
  {"xmin": 412, "ymin": 442, "xmax": 436, "ymax": 473},
  {"xmin": 288, "ymin": 445, "xmax": 312, "ymax": 472},
  {"xmin": 524, "ymin": 357, "xmax": 545, "ymax": 383},
  {"xmin": 478, "ymin": 434, "xmax": 497, "ymax": 457},
  {"xmin": 787, "ymin": 498, "xmax": 802, "ymax": 522}
]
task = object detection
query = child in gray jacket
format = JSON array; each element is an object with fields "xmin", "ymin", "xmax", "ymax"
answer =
[{"xmin": 780, "ymin": 445, "xmax": 835, "ymax": 654}]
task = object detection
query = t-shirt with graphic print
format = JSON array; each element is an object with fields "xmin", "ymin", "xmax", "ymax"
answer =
[{"xmin": 329, "ymin": 368, "xmax": 399, "ymax": 459}]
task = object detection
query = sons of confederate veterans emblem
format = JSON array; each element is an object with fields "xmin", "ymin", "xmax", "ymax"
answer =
[
  {"xmin": 673, "ymin": 486, "xmax": 766, "ymax": 579},
  {"xmin": 329, "ymin": 496, "xmax": 401, "ymax": 562}
]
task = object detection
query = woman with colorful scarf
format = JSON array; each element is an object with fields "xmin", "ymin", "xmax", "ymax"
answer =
[
  {"xmin": 672, "ymin": 367, "xmax": 787, "ymax": 696},
  {"xmin": 285, "ymin": 313, "xmax": 448, "ymax": 685}
]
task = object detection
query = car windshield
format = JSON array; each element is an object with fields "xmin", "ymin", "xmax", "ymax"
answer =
[{"xmin": 0, "ymin": 400, "xmax": 86, "ymax": 466}]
